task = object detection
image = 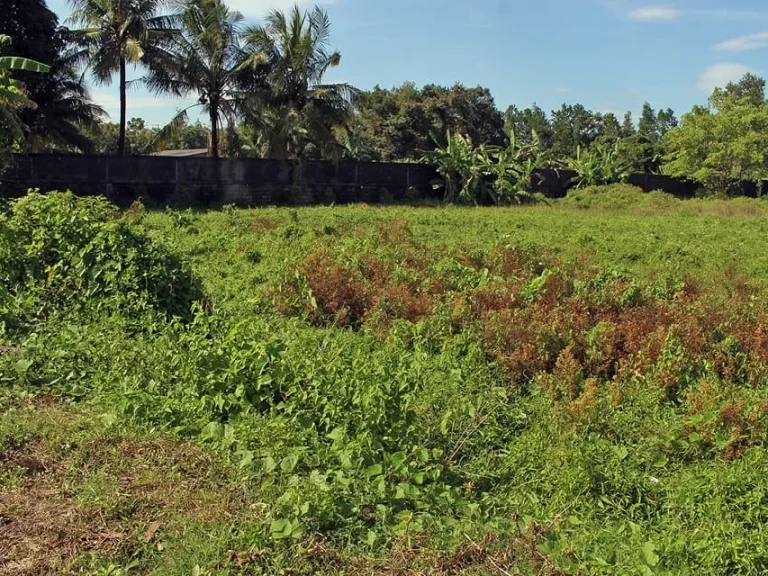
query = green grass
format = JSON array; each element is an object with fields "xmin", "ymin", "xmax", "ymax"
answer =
[
  {"xmin": 4, "ymin": 185, "xmax": 768, "ymax": 574},
  {"xmin": 141, "ymin": 186, "xmax": 768, "ymax": 310}
]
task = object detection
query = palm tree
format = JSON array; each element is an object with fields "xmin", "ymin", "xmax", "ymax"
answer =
[
  {"xmin": 145, "ymin": 0, "xmax": 246, "ymax": 158},
  {"xmin": 19, "ymin": 58, "xmax": 106, "ymax": 153},
  {"xmin": 240, "ymin": 5, "xmax": 358, "ymax": 160},
  {"xmin": 67, "ymin": 0, "xmax": 178, "ymax": 155}
]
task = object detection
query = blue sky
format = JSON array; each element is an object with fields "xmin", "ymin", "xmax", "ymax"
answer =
[{"xmin": 47, "ymin": 0, "xmax": 768, "ymax": 126}]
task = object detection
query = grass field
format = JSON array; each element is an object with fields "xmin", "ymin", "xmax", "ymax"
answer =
[{"xmin": 3, "ymin": 185, "xmax": 768, "ymax": 575}]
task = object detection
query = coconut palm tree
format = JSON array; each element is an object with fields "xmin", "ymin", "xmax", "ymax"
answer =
[
  {"xmin": 18, "ymin": 53, "xmax": 106, "ymax": 153},
  {"xmin": 145, "ymin": 0, "xmax": 247, "ymax": 158},
  {"xmin": 239, "ymin": 4, "xmax": 358, "ymax": 160},
  {"xmin": 67, "ymin": 0, "xmax": 178, "ymax": 155}
]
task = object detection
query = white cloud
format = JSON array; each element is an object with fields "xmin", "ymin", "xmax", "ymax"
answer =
[
  {"xmin": 629, "ymin": 5, "xmax": 682, "ymax": 21},
  {"xmin": 696, "ymin": 63, "xmax": 753, "ymax": 93},
  {"xmin": 715, "ymin": 32, "xmax": 768, "ymax": 52},
  {"xmin": 608, "ymin": 3, "xmax": 763, "ymax": 23},
  {"xmin": 225, "ymin": 0, "xmax": 338, "ymax": 19},
  {"xmin": 555, "ymin": 87, "xmax": 570, "ymax": 93}
]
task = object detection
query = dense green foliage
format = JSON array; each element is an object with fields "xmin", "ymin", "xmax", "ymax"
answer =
[
  {"xmin": 352, "ymin": 83, "xmax": 505, "ymax": 161},
  {"xmin": 0, "ymin": 192, "xmax": 200, "ymax": 331},
  {"xmin": 87, "ymin": 116, "xmax": 210, "ymax": 155},
  {"xmin": 6, "ymin": 190, "xmax": 768, "ymax": 573},
  {"xmin": 566, "ymin": 143, "xmax": 630, "ymax": 189},
  {"xmin": 664, "ymin": 74, "xmax": 768, "ymax": 195},
  {"xmin": 1, "ymin": 0, "xmax": 104, "ymax": 154},
  {"xmin": 421, "ymin": 128, "xmax": 549, "ymax": 204}
]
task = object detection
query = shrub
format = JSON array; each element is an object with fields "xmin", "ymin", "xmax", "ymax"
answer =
[
  {"xmin": 0, "ymin": 191, "xmax": 201, "ymax": 329},
  {"xmin": 561, "ymin": 183, "xmax": 678, "ymax": 211}
]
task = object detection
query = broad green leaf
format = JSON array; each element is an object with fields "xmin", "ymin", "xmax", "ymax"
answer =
[
  {"xmin": 201, "ymin": 421, "xmax": 224, "ymax": 440},
  {"xmin": 389, "ymin": 451, "xmax": 407, "ymax": 471},
  {"xmin": 270, "ymin": 519, "xmax": 292, "ymax": 539},
  {"xmin": 280, "ymin": 453, "xmax": 299, "ymax": 473},
  {"xmin": 642, "ymin": 541, "xmax": 660, "ymax": 567},
  {"xmin": 0, "ymin": 56, "xmax": 50, "ymax": 73}
]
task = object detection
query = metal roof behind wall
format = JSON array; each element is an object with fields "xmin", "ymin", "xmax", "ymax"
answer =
[{"xmin": 151, "ymin": 149, "xmax": 209, "ymax": 158}]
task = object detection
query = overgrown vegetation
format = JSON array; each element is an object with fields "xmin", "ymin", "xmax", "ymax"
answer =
[
  {"xmin": 5, "ymin": 191, "xmax": 768, "ymax": 573},
  {"xmin": 0, "ymin": 192, "xmax": 200, "ymax": 329},
  {"xmin": 663, "ymin": 74, "xmax": 768, "ymax": 195}
]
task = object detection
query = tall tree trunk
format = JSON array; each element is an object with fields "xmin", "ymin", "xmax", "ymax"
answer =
[
  {"xmin": 272, "ymin": 107, "xmax": 289, "ymax": 160},
  {"xmin": 118, "ymin": 56, "xmax": 127, "ymax": 156},
  {"xmin": 209, "ymin": 104, "xmax": 219, "ymax": 158}
]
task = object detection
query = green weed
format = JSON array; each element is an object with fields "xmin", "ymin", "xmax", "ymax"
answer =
[{"xmin": 5, "ymin": 191, "xmax": 768, "ymax": 574}]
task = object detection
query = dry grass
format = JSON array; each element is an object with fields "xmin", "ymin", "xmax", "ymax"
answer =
[
  {"xmin": 0, "ymin": 403, "xmax": 260, "ymax": 575},
  {"xmin": 0, "ymin": 401, "xmax": 572, "ymax": 575}
]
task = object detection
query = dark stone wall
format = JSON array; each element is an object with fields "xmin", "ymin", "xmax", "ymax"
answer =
[
  {"xmin": 1, "ymin": 153, "xmax": 740, "ymax": 207},
  {"xmin": 626, "ymin": 173, "xmax": 699, "ymax": 198},
  {"xmin": 531, "ymin": 168, "xmax": 577, "ymax": 198},
  {"xmin": 2, "ymin": 155, "xmax": 440, "ymax": 207}
]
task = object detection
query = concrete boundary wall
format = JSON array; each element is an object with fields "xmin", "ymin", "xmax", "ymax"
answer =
[
  {"xmin": 2, "ymin": 154, "xmax": 710, "ymax": 207},
  {"xmin": 3, "ymin": 155, "xmax": 443, "ymax": 207}
]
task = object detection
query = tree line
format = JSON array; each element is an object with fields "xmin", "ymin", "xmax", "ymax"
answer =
[
  {"xmin": 2, "ymin": 0, "xmax": 768, "ymax": 197},
  {"xmin": 1, "ymin": 0, "xmax": 356, "ymax": 159}
]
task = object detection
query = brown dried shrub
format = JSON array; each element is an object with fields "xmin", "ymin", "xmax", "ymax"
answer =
[
  {"xmin": 375, "ymin": 219, "xmax": 412, "ymax": 246},
  {"xmin": 485, "ymin": 245, "xmax": 553, "ymax": 279},
  {"xmin": 552, "ymin": 343, "xmax": 585, "ymax": 401},
  {"xmin": 564, "ymin": 378, "xmax": 602, "ymax": 427},
  {"xmin": 301, "ymin": 251, "xmax": 368, "ymax": 327},
  {"xmin": 278, "ymin": 240, "xmax": 768, "ymax": 433}
]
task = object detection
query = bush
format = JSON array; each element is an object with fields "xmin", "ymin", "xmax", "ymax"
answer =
[
  {"xmin": 561, "ymin": 184, "xmax": 679, "ymax": 211},
  {"xmin": 0, "ymin": 191, "xmax": 201, "ymax": 331}
]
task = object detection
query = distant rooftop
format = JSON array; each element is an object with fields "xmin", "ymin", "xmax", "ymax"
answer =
[{"xmin": 151, "ymin": 149, "xmax": 209, "ymax": 158}]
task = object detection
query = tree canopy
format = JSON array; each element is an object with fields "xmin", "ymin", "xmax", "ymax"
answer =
[
  {"xmin": 353, "ymin": 83, "xmax": 505, "ymax": 162},
  {"xmin": 664, "ymin": 74, "xmax": 768, "ymax": 193},
  {"xmin": 238, "ymin": 5, "xmax": 357, "ymax": 160}
]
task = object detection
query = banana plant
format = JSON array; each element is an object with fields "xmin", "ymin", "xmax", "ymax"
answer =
[
  {"xmin": 479, "ymin": 128, "xmax": 551, "ymax": 205},
  {"xmin": 0, "ymin": 34, "xmax": 50, "ymax": 139},
  {"xmin": 565, "ymin": 141, "xmax": 630, "ymax": 189},
  {"xmin": 422, "ymin": 127, "xmax": 555, "ymax": 205},
  {"xmin": 420, "ymin": 130, "xmax": 492, "ymax": 204}
]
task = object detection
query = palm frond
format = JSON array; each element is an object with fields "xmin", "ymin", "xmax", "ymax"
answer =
[
  {"xmin": 150, "ymin": 105, "xmax": 196, "ymax": 148},
  {"xmin": 236, "ymin": 4, "xmax": 357, "ymax": 159}
]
